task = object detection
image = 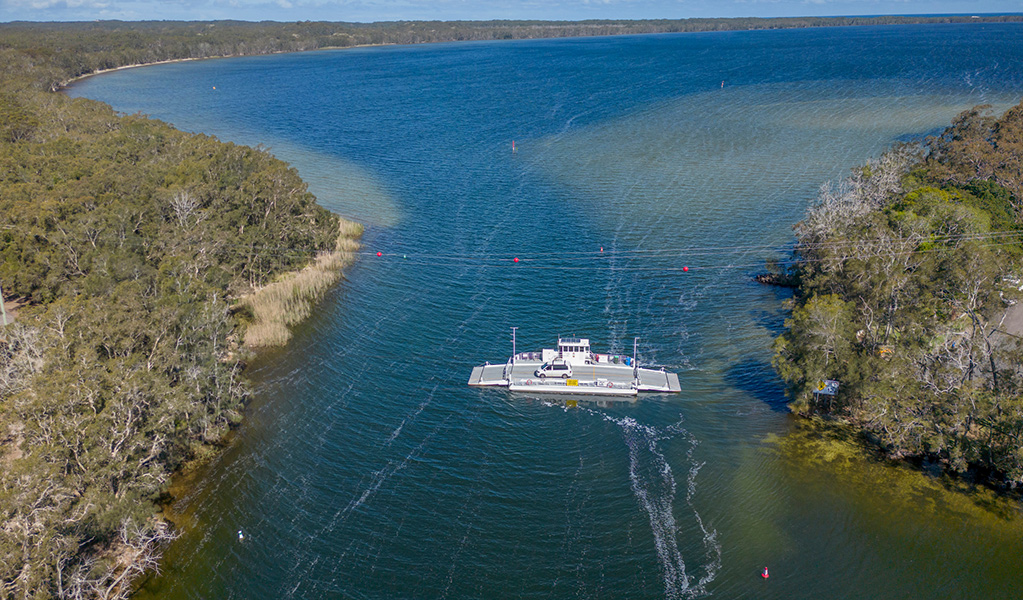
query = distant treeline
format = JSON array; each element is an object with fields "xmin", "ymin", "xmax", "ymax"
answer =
[
  {"xmin": 1, "ymin": 15, "xmax": 1022, "ymax": 90},
  {"xmin": 0, "ymin": 24, "xmax": 359, "ymax": 600},
  {"xmin": 773, "ymin": 103, "xmax": 1023, "ymax": 488}
]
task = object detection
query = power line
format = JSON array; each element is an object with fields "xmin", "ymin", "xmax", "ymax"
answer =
[
  {"xmin": 362, "ymin": 231, "xmax": 1023, "ymax": 271},
  {"xmin": 23, "ymin": 223, "xmax": 1023, "ymax": 258},
  {"xmin": 9, "ymin": 225, "xmax": 1022, "ymax": 273}
]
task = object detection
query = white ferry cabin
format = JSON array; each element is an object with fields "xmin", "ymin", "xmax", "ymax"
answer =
[{"xmin": 542, "ymin": 337, "xmax": 593, "ymax": 364}]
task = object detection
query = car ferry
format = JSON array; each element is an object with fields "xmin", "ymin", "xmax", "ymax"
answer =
[{"xmin": 468, "ymin": 333, "xmax": 680, "ymax": 397}]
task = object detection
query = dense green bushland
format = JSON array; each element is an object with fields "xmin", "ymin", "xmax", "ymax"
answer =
[
  {"xmin": 0, "ymin": 38, "xmax": 348, "ymax": 599},
  {"xmin": 774, "ymin": 103, "xmax": 1023, "ymax": 487}
]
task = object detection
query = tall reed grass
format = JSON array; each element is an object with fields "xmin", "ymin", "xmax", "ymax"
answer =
[{"xmin": 240, "ymin": 218, "xmax": 362, "ymax": 347}]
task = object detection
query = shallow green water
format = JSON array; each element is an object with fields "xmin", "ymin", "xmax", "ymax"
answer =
[{"xmin": 71, "ymin": 23, "xmax": 1023, "ymax": 599}]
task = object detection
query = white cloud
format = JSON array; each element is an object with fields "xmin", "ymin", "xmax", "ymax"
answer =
[
  {"xmin": 5, "ymin": 0, "xmax": 108, "ymax": 9},
  {"xmin": 0, "ymin": 0, "xmax": 1019, "ymax": 24}
]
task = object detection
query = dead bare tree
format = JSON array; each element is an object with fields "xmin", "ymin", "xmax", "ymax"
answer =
[
  {"xmin": 917, "ymin": 327, "xmax": 974, "ymax": 394},
  {"xmin": 0, "ymin": 323, "xmax": 45, "ymax": 397},
  {"xmin": 169, "ymin": 190, "xmax": 201, "ymax": 229},
  {"xmin": 52, "ymin": 519, "xmax": 179, "ymax": 600},
  {"xmin": 850, "ymin": 144, "xmax": 918, "ymax": 208}
]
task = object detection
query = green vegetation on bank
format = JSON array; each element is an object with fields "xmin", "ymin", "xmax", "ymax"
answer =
[
  {"xmin": 773, "ymin": 102, "xmax": 1023, "ymax": 488},
  {"xmin": 0, "ymin": 28, "xmax": 361, "ymax": 599}
]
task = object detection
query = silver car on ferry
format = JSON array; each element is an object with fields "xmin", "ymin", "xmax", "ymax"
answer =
[{"xmin": 534, "ymin": 358, "xmax": 572, "ymax": 379}]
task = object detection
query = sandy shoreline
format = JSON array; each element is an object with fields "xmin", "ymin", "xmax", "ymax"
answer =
[
  {"xmin": 61, "ymin": 43, "xmax": 393, "ymax": 89},
  {"xmin": 63, "ymin": 56, "xmax": 208, "ymax": 87}
]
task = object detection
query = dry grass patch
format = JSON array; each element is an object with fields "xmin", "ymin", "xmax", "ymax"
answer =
[
  {"xmin": 240, "ymin": 218, "xmax": 362, "ymax": 347},
  {"xmin": 1, "ymin": 422, "xmax": 25, "ymax": 468}
]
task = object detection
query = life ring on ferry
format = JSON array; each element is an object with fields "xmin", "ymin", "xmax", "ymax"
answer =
[
  {"xmin": 607, "ymin": 382, "xmax": 614, "ymax": 388},
  {"xmin": 526, "ymin": 379, "xmax": 533, "ymax": 385}
]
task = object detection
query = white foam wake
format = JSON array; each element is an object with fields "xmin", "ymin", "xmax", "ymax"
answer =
[{"xmin": 593, "ymin": 410, "xmax": 722, "ymax": 599}]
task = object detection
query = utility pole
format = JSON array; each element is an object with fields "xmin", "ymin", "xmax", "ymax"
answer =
[
  {"xmin": 0, "ymin": 281, "xmax": 8, "ymax": 327},
  {"xmin": 633, "ymin": 337, "xmax": 639, "ymax": 381}
]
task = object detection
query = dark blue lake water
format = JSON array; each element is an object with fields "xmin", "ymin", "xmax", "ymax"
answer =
[{"xmin": 71, "ymin": 23, "xmax": 1023, "ymax": 599}]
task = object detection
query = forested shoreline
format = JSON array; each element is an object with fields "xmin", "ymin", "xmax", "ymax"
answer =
[
  {"xmin": 0, "ymin": 25, "xmax": 362, "ymax": 599},
  {"xmin": 773, "ymin": 102, "xmax": 1023, "ymax": 490},
  {"xmin": 1, "ymin": 15, "xmax": 1022, "ymax": 92}
]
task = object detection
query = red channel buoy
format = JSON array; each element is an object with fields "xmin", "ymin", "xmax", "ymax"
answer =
[
  {"xmin": 683, "ymin": 266, "xmax": 689, "ymax": 272},
  {"xmin": 513, "ymin": 257, "xmax": 519, "ymax": 263},
  {"xmin": 761, "ymin": 567, "xmax": 769, "ymax": 579},
  {"xmin": 376, "ymin": 252, "xmax": 382, "ymax": 257}
]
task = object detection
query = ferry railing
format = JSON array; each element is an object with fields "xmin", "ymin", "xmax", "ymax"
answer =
[
  {"xmin": 512, "ymin": 352, "xmax": 543, "ymax": 361},
  {"xmin": 512, "ymin": 377, "xmax": 638, "ymax": 390}
]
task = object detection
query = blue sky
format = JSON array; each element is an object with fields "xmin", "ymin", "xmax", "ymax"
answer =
[{"xmin": 1, "ymin": 0, "xmax": 1019, "ymax": 24}]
